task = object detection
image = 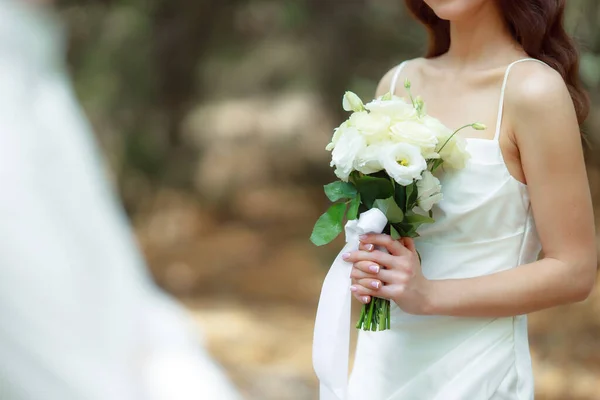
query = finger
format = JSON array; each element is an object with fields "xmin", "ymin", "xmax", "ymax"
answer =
[
  {"xmin": 351, "ymin": 268, "xmax": 402, "ymax": 286},
  {"xmin": 351, "ymin": 262, "xmax": 395, "ymax": 283},
  {"xmin": 351, "ymin": 261, "xmax": 381, "ymax": 275},
  {"xmin": 350, "ymin": 266, "xmax": 375, "ymax": 280},
  {"xmin": 352, "ymin": 293, "xmax": 371, "ymax": 304},
  {"xmin": 358, "ymin": 242, "xmax": 375, "ymax": 252},
  {"xmin": 350, "ymin": 282, "xmax": 395, "ymax": 300},
  {"xmin": 343, "ymin": 249, "xmax": 398, "ymax": 268},
  {"xmin": 402, "ymin": 237, "xmax": 417, "ymax": 254},
  {"xmin": 357, "ymin": 278, "xmax": 382, "ymax": 291},
  {"xmin": 359, "ymin": 234, "xmax": 408, "ymax": 256},
  {"xmin": 350, "ymin": 286, "xmax": 371, "ymax": 303}
]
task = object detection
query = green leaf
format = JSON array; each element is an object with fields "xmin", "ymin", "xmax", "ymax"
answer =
[
  {"xmin": 347, "ymin": 194, "xmax": 361, "ymax": 220},
  {"xmin": 405, "ymin": 181, "xmax": 418, "ymax": 209},
  {"xmin": 373, "ymin": 197, "xmax": 404, "ymax": 223},
  {"xmin": 430, "ymin": 159, "xmax": 444, "ymax": 173},
  {"xmin": 323, "ymin": 181, "xmax": 357, "ymax": 202},
  {"xmin": 405, "ymin": 213, "xmax": 435, "ymax": 225},
  {"xmin": 353, "ymin": 175, "xmax": 394, "ymax": 209},
  {"xmin": 393, "ymin": 183, "xmax": 407, "ymax": 212},
  {"xmin": 310, "ymin": 203, "xmax": 347, "ymax": 246},
  {"xmin": 402, "ymin": 212, "xmax": 435, "ymax": 236},
  {"xmin": 391, "ymin": 222, "xmax": 413, "ymax": 237},
  {"xmin": 390, "ymin": 225, "xmax": 401, "ymax": 240}
]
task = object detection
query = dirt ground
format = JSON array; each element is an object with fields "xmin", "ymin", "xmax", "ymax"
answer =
[{"xmin": 137, "ymin": 189, "xmax": 600, "ymax": 400}]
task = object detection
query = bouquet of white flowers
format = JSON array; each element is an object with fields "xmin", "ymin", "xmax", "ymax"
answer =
[{"xmin": 311, "ymin": 80, "xmax": 485, "ymax": 331}]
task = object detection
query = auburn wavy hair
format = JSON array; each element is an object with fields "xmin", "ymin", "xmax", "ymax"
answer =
[{"xmin": 405, "ymin": 0, "xmax": 589, "ymax": 125}]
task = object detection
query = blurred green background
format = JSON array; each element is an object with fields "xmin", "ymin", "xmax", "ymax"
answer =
[{"xmin": 56, "ymin": 1, "xmax": 600, "ymax": 399}]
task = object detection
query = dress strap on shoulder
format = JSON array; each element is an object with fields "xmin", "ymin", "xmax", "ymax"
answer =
[
  {"xmin": 389, "ymin": 60, "xmax": 409, "ymax": 96},
  {"xmin": 493, "ymin": 57, "xmax": 549, "ymax": 140}
]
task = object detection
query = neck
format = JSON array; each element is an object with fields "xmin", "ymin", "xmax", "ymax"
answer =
[{"xmin": 446, "ymin": 5, "xmax": 518, "ymax": 68}]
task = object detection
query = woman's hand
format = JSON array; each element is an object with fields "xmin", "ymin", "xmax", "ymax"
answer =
[{"xmin": 342, "ymin": 234, "xmax": 433, "ymax": 315}]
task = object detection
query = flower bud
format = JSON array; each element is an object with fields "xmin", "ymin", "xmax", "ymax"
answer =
[
  {"xmin": 415, "ymin": 96, "xmax": 424, "ymax": 109},
  {"xmin": 472, "ymin": 122, "xmax": 487, "ymax": 131},
  {"xmin": 404, "ymin": 78, "xmax": 411, "ymax": 89},
  {"xmin": 415, "ymin": 95, "xmax": 425, "ymax": 116},
  {"xmin": 380, "ymin": 92, "xmax": 393, "ymax": 101},
  {"xmin": 342, "ymin": 91, "xmax": 365, "ymax": 112}
]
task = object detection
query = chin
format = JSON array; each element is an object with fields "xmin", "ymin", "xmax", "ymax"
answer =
[{"xmin": 423, "ymin": 0, "xmax": 489, "ymax": 21}]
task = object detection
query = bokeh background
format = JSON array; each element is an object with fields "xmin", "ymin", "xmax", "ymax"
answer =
[{"xmin": 56, "ymin": 1, "xmax": 600, "ymax": 399}]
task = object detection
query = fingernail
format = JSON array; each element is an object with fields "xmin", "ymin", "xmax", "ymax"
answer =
[
  {"xmin": 342, "ymin": 252, "xmax": 350, "ymax": 260},
  {"xmin": 364, "ymin": 244, "xmax": 374, "ymax": 251},
  {"xmin": 359, "ymin": 234, "xmax": 368, "ymax": 240},
  {"xmin": 370, "ymin": 281, "xmax": 380, "ymax": 289},
  {"xmin": 350, "ymin": 285, "xmax": 358, "ymax": 292},
  {"xmin": 361, "ymin": 296, "xmax": 370, "ymax": 303},
  {"xmin": 369, "ymin": 264, "xmax": 380, "ymax": 273}
]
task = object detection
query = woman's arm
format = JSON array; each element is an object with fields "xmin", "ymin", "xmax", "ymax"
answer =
[
  {"xmin": 347, "ymin": 63, "xmax": 597, "ymax": 317},
  {"xmin": 424, "ymin": 64, "xmax": 597, "ymax": 317}
]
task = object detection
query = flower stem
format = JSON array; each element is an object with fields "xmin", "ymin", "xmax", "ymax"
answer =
[
  {"xmin": 386, "ymin": 300, "xmax": 391, "ymax": 329},
  {"xmin": 436, "ymin": 123, "xmax": 476, "ymax": 154},
  {"xmin": 356, "ymin": 305, "xmax": 366, "ymax": 329},
  {"xmin": 378, "ymin": 299, "xmax": 385, "ymax": 331},
  {"xmin": 367, "ymin": 297, "xmax": 376, "ymax": 331},
  {"xmin": 356, "ymin": 298, "xmax": 392, "ymax": 331}
]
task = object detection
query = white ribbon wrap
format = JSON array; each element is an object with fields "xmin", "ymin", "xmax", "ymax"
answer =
[{"xmin": 312, "ymin": 208, "xmax": 388, "ymax": 400}]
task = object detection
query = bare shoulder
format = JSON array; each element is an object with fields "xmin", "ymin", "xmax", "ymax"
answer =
[
  {"xmin": 505, "ymin": 61, "xmax": 575, "ymax": 121},
  {"xmin": 375, "ymin": 58, "xmax": 424, "ymax": 97}
]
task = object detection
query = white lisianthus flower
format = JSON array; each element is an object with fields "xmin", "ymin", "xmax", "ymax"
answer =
[
  {"xmin": 326, "ymin": 121, "xmax": 350, "ymax": 151},
  {"xmin": 381, "ymin": 143, "xmax": 427, "ymax": 186},
  {"xmin": 329, "ymin": 126, "xmax": 366, "ymax": 181},
  {"xmin": 423, "ymin": 115, "xmax": 470, "ymax": 169},
  {"xmin": 365, "ymin": 97, "xmax": 417, "ymax": 122},
  {"xmin": 342, "ymin": 91, "xmax": 365, "ymax": 112},
  {"xmin": 416, "ymin": 170, "xmax": 443, "ymax": 212},
  {"xmin": 349, "ymin": 111, "xmax": 391, "ymax": 144},
  {"xmin": 355, "ymin": 144, "xmax": 385, "ymax": 175},
  {"xmin": 390, "ymin": 120, "xmax": 439, "ymax": 159}
]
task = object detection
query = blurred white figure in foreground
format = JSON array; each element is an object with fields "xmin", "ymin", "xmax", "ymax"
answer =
[{"xmin": 0, "ymin": 1, "xmax": 241, "ymax": 399}]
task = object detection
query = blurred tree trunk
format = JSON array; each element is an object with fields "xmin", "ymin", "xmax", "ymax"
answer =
[
  {"xmin": 150, "ymin": 0, "xmax": 245, "ymax": 147},
  {"xmin": 304, "ymin": 0, "xmax": 368, "ymax": 117}
]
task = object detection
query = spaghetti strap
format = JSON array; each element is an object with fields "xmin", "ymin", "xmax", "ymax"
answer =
[
  {"xmin": 389, "ymin": 61, "xmax": 409, "ymax": 95},
  {"xmin": 493, "ymin": 58, "xmax": 549, "ymax": 141}
]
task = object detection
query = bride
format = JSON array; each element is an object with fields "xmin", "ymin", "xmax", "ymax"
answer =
[{"xmin": 343, "ymin": 0, "xmax": 596, "ymax": 399}]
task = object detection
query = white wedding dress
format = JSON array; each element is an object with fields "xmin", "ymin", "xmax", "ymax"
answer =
[{"xmin": 346, "ymin": 59, "xmax": 545, "ymax": 399}]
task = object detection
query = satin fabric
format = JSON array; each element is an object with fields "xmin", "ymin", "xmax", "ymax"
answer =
[
  {"xmin": 313, "ymin": 209, "xmax": 389, "ymax": 400},
  {"xmin": 347, "ymin": 59, "xmax": 544, "ymax": 400}
]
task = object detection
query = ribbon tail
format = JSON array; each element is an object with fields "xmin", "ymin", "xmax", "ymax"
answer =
[
  {"xmin": 313, "ymin": 242, "xmax": 356, "ymax": 400},
  {"xmin": 312, "ymin": 208, "xmax": 388, "ymax": 400}
]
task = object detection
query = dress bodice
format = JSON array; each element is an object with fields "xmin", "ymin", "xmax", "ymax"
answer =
[
  {"xmin": 415, "ymin": 137, "xmax": 541, "ymax": 280},
  {"xmin": 348, "ymin": 58, "xmax": 547, "ymax": 400}
]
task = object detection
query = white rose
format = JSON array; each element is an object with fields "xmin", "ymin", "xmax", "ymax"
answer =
[
  {"xmin": 342, "ymin": 91, "xmax": 365, "ymax": 112},
  {"xmin": 390, "ymin": 120, "xmax": 439, "ymax": 159},
  {"xmin": 349, "ymin": 111, "xmax": 391, "ymax": 144},
  {"xmin": 355, "ymin": 143, "xmax": 385, "ymax": 175},
  {"xmin": 365, "ymin": 97, "xmax": 417, "ymax": 122},
  {"xmin": 329, "ymin": 126, "xmax": 366, "ymax": 181},
  {"xmin": 437, "ymin": 135, "xmax": 470, "ymax": 170},
  {"xmin": 423, "ymin": 115, "xmax": 470, "ymax": 169},
  {"xmin": 423, "ymin": 115, "xmax": 453, "ymax": 138},
  {"xmin": 416, "ymin": 170, "xmax": 443, "ymax": 212},
  {"xmin": 381, "ymin": 142, "xmax": 427, "ymax": 186},
  {"xmin": 326, "ymin": 120, "xmax": 350, "ymax": 151}
]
